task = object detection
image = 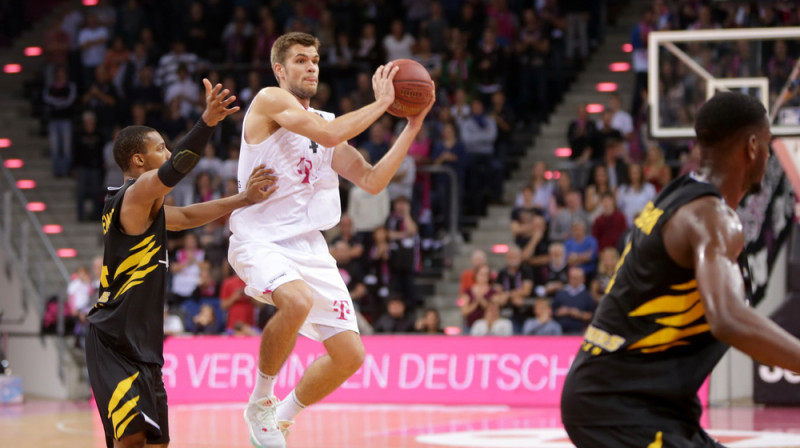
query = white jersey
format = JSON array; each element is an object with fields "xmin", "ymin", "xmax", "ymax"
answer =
[{"xmin": 229, "ymin": 105, "xmax": 341, "ymax": 243}]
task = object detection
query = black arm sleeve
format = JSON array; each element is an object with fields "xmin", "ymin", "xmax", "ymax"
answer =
[{"xmin": 156, "ymin": 119, "xmax": 216, "ymax": 187}]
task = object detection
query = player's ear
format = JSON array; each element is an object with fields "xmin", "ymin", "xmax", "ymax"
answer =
[
  {"xmin": 748, "ymin": 134, "xmax": 757, "ymax": 160},
  {"xmin": 132, "ymin": 153, "xmax": 145, "ymax": 168},
  {"xmin": 273, "ymin": 63, "xmax": 284, "ymax": 82}
]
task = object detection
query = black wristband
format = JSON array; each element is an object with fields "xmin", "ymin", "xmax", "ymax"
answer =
[{"xmin": 157, "ymin": 149, "xmax": 200, "ymax": 187}]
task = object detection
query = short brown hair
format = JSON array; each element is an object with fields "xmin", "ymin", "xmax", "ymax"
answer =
[{"xmin": 270, "ymin": 32, "xmax": 320, "ymax": 80}]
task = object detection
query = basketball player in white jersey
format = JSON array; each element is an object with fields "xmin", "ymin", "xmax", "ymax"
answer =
[{"xmin": 228, "ymin": 32, "xmax": 434, "ymax": 448}]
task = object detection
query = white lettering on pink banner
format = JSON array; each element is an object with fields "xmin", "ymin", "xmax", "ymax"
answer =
[{"xmin": 162, "ymin": 336, "xmax": 710, "ymax": 406}]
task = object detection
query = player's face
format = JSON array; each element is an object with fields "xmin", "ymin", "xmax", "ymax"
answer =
[
  {"xmin": 140, "ymin": 131, "xmax": 171, "ymax": 171},
  {"xmin": 280, "ymin": 45, "xmax": 320, "ymax": 100},
  {"xmin": 747, "ymin": 121, "xmax": 771, "ymax": 194}
]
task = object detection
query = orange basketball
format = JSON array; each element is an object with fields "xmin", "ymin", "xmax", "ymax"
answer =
[{"xmin": 387, "ymin": 59, "xmax": 433, "ymax": 118}]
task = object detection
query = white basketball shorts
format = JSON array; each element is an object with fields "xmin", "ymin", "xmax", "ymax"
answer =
[{"xmin": 228, "ymin": 230, "xmax": 359, "ymax": 341}]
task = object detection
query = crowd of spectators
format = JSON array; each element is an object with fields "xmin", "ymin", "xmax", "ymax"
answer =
[
  {"xmin": 35, "ymin": 0, "xmax": 612, "ymax": 337},
  {"xmin": 448, "ymin": 0, "xmax": 800, "ymax": 337}
]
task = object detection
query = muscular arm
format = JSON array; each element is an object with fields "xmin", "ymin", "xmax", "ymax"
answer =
[
  {"xmin": 165, "ymin": 166, "xmax": 276, "ymax": 231},
  {"xmin": 668, "ymin": 198, "xmax": 800, "ymax": 372}
]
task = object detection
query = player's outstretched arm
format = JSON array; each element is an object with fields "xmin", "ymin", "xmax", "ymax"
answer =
[
  {"xmin": 121, "ymin": 80, "xmax": 238, "ymax": 234},
  {"xmin": 678, "ymin": 198, "xmax": 800, "ymax": 373},
  {"xmin": 250, "ymin": 63, "xmax": 397, "ymax": 147},
  {"xmin": 332, "ymin": 84, "xmax": 435, "ymax": 194},
  {"xmin": 165, "ymin": 165, "xmax": 277, "ymax": 231}
]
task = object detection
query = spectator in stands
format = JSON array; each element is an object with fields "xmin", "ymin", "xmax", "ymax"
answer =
[
  {"xmin": 495, "ymin": 246, "xmax": 534, "ymax": 334},
  {"xmin": 387, "ymin": 196, "xmax": 420, "ymax": 309},
  {"xmin": 457, "ymin": 1, "xmax": 485, "ymax": 50},
  {"xmin": 460, "ymin": 249, "xmax": 488, "ymax": 294},
  {"xmin": 43, "ymin": 66, "xmax": 77, "ymax": 177},
  {"xmin": 595, "ymin": 246, "xmax": 620, "ymax": 294},
  {"xmin": 169, "ymin": 233, "xmax": 204, "ymax": 307},
  {"xmin": 183, "ymin": 2, "xmax": 211, "ymax": 59},
  {"xmin": 471, "ymin": 302, "xmax": 513, "ymax": 336},
  {"xmin": 331, "ymin": 240, "xmax": 374, "ymax": 322},
  {"xmin": 164, "ymin": 63, "xmax": 200, "ymax": 120},
  {"xmin": 415, "ymin": 308, "xmax": 445, "ymax": 334},
  {"xmin": 386, "ymin": 153, "xmax": 416, "ymax": 204},
  {"xmin": 155, "ymin": 40, "xmax": 198, "ymax": 89},
  {"xmin": 643, "ymin": 143, "xmax": 672, "ymax": 192},
  {"xmin": 220, "ymin": 267, "xmax": 257, "ymax": 333},
  {"xmin": 523, "ymin": 298, "xmax": 562, "ymax": 336},
  {"xmin": 192, "ymin": 171, "xmax": 221, "ymax": 204},
  {"xmin": 195, "ymin": 143, "xmax": 223, "ymax": 181},
  {"xmin": 459, "ymin": 98, "xmax": 502, "ymax": 214},
  {"xmin": 430, "ymin": 121, "xmax": 467, "ymax": 229},
  {"xmin": 361, "ymin": 121, "xmax": 389, "ymax": 163},
  {"xmin": 490, "ymin": 90, "xmax": 515, "ymax": 163},
  {"xmin": 689, "ymin": 4, "xmax": 720, "ymax": 30},
  {"xmin": 413, "ymin": 36, "xmax": 443, "ymax": 80},
  {"xmin": 67, "ymin": 265, "xmax": 93, "ymax": 322},
  {"xmin": 374, "ymin": 297, "xmax": 416, "ymax": 334},
  {"xmin": 544, "ymin": 242, "xmax": 569, "ymax": 296},
  {"xmin": 191, "ymin": 304, "xmax": 218, "ymax": 335},
  {"xmin": 82, "ymin": 65, "xmax": 118, "ymax": 137},
  {"xmin": 102, "ymin": 127, "xmax": 123, "ymax": 189},
  {"xmin": 552, "ymin": 266, "xmax": 595, "ymax": 335},
  {"xmin": 126, "ymin": 66, "xmax": 163, "ymax": 125},
  {"xmin": 73, "ymin": 111, "xmax": 105, "ymax": 221},
  {"xmin": 630, "ymin": 7, "xmax": 655, "ymax": 116},
  {"xmin": 460, "ymin": 264, "xmax": 498, "ymax": 331},
  {"xmin": 592, "ymin": 192, "xmax": 628, "ymax": 252},
  {"xmin": 441, "ymin": 45, "xmax": 473, "ymax": 95},
  {"xmin": 77, "ymin": 13, "xmax": 109, "ymax": 88},
  {"xmin": 331, "ymin": 215, "xmax": 365, "ymax": 262},
  {"xmin": 584, "ymin": 164, "xmax": 614, "ymax": 223},
  {"xmin": 365, "ymin": 226, "xmax": 392, "ymax": 308},
  {"xmin": 549, "ymin": 189, "xmax": 589, "ymax": 242},
  {"xmin": 183, "ymin": 262, "xmax": 221, "ymax": 334},
  {"xmin": 767, "ymin": 40, "xmax": 795, "ymax": 98},
  {"xmin": 220, "ymin": 142, "xmax": 240, "ymax": 181},
  {"xmin": 512, "ymin": 185, "xmax": 543, "ymax": 225},
  {"xmin": 568, "ymin": 102, "xmax": 600, "ymax": 165},
  {"xmin": 593, "ymin": 110, "xmax": 624, "ymax": 164},
  {"xmin": 601, "ymin": 137, "xmax": 630, "ymax": 189},
  {"xmin": 383, "ymin": 19, "xmax": 415, "ymax": 62},
  {"xmin": 515, "ymin": 8, "xmax": 549, "ymax": 125},
  {"xmin": 474, "ymin": 27, "xmax": 507, "ymax": 105},
  {"xmin": 565, "ymin": 221, "xmax": 599, "ymax": 277},
  {"xmin": 521, "ymin": 214, "xmax": 550, "ymax": 285},
  {"xmin": 42, "ymin": 15, "xmax": 71, "ymax": 84},
  {"xmin": 679, "ymin": 144, "xmax": 701, "ymax": 177},
  {"xmin": 347, "ymin": 150, "xmax": 391, "ymax": 241},
  {"xmin": 102, "ymin": 36, "xmax": 130, "ymax": 82},
  {"xmin": 164, "ymin": 306, "xmax": 185, "ymax": 336},
  {"xmin": 355, "ymin": 22, "xmax": 381, "ymax": 71},
  {"xmin": 616, "ymin": 164, "xmax": 657, "ymax": 226},
  {"xmin": 223, "ymin": 15, "xmax": 253, "ymax": 66},
  {"xmin": 421, "ymin": 2, "xmax": 449, "ymax": 54}
]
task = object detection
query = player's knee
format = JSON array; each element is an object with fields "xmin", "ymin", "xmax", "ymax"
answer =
[
  {"xmin": 338, "ymin": 343, "xmax": 365, "ymax": 376},
  {"xmin": 115, "ymin": 432, "xmax": 147, "ymax": 448},
  {"xmin": 281, "ymin": 292, "xmax": 313, "ymax": 323}
]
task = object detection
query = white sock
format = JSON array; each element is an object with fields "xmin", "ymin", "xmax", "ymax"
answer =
[
  {"xmin": 276, "ymin": 389, "xmax": 306, "ymax": 422},
  {"xmin": 250, "ymin": 370, "xmax": 278, "ymax": 401}
]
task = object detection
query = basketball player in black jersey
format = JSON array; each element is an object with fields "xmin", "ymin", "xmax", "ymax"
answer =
[
  {"xmin": 561, "ymin": 92, "xmax": 800, "ymax": 447},
  {"xmin": 85, "ymin": 79, "xmax": 277, "ymax": 448}
]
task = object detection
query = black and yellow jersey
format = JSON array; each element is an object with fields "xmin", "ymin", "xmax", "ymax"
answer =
[
  {"xmin": 561, "ymin": 174, "xmax": 745, "ymax": 428},
  {"xmin": 87, "ymin": 179, "xmax": 168, "ymax": 365}
]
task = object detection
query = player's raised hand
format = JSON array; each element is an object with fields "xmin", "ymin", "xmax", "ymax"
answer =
[
  {"xmin": 407, "ymin": 81, "xmax": 436, "ymax": 128},
  {"xmin": 243, "ymin": 165, "xmax": 278, "ymax": 205},
  {"xmin": 372, "ymin": 62, "xmax": 398, "ymax": 107},
  {"xmin": 201, "ymin": 78, "xmax": 240, "ymax": 126}
]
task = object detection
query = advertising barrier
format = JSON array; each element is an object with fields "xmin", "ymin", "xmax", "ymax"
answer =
[{"xmin": 163, "ymin": 335, "xmax": 709, "ymax": 406}]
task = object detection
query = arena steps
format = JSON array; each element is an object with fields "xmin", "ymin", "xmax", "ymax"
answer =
[{"xmin": 430, "ymin": 2, "xmax": 640, "ymax": 325}]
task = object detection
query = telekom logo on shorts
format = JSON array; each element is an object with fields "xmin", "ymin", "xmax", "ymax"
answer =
[
  {"xmin": 332, "ymin": 300, "xmax": 351, "ymax": 320},
  {"xmin": 296, "ymin": 157, "xmax": 313, "ymax": 184}
]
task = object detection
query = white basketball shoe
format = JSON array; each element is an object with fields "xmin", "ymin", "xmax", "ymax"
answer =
[{"xmin": 244, "ymin": 396, "xmax": 285, "ymax": 448}]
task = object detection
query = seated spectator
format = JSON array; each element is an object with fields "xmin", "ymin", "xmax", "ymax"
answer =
[
  {"xmin": 164, "ymin": 306, "xmax": 185, "ymax": 336},
  {"xmin": 330, "ymin": 215, "xmax": 365, "ymax": 261},
  {"xmin": 565, "ymin": 221, "xmax": 599, "ymax": 277},
  {"xmin": 471, "ymin": 302, "xmax": 513, "ymax": 336},
  {"xmin": 593, "ymin": 110, "xmax": 624, "ymax": 165},
  {"xmin": 164, "ymin": 63, "xmax": 200, "ymax": 119},
  {"xmin": 331, "ymin": 240, "xmax": 374, "ymax": 322},
  {"xmin": 460, "ymin": 264, "xmax": 498, "ymax": 331},
  {"xmin": 600, "ymin": 137, "xmax": 629, "ymax": 190},
  {"xmin": 374, "ymin": 297, "xmax": 416, "ymax": 334},
  {"xmin": 617, "ymin": 164, "xmax": 657, "ymax": 226},
  {"xmin": 511, "ymin": 185, "xmax": 545, "ymax": 226},
  {"xmin": 523, "ymin": 298, "xmax": 563, "ymax": 336},
  {"xmin": 191, "ymin": 304, "xmax": 218, "ymax": 335},
  {"xmin": 592, "ymin": 192, "xmax": 628, "ymax": 251},
  {"xmin": 415, "ymin": 308, "xmax": 445, "ymax": 334},
  {"xmin": 643, "ymin": 143, "xmax": 672, "ymax": 192},
  {"xmin": 364, "ymin": 226, "xmax": 391, "ymax": 307},
  {"xmin": 460, "ymin": 249, "xmax": 488, "ymax": 294},
  {"xmin": 220, "ymin": 267, "xmax": 256, "ymax": 332},
  {"xmin": 195, "ymin": 143, "xmax": 223, "ymax": 181},
  {"xmin": 568, "ymin": 103, "xmax": 600, "ymax": 164},
  {"xmin": 584, "ymin": 164, "xmax": 615, "ymax": 221},
  {"xmin": 387, "ymin": 196, "xmax": 420, "ymax": 309},
  {"xmin": 521, "ymin": 214, "xmax": 550, "ymax": 285},
  {"xmin": 169, "ymin": 233, "xmax": 204, "ymax": 306},
  {"xmin": 383, "ymin": 19, "xmax": 415, "ymax": 62},
  {"xmin": 544, "ymin": 242, "xmax": 569, "ymax": 297},
  {"xmin": 549, "ymin": 189, "xmax": 589, "ymax": 242},
  {"xmin": 182, "ymin": 261, "xmax": 222, "ymax": 333},
  {"xmin": 552, "ymin": 267, "xmax": 596, "ymax": 335},
  {"xmin": 516, "ymin": 162, "xmax": 555, "ymax": 213},
  {"xmin": 604, "ymin": 93, "xmax": 634, "ymax": 148},
  {"xmin": 595, "ymin": 247, "xmax": 621, "ymax": 294},
  {"xmin": 495, "ymin": 246, "xmax": 534, "ymax": 334}
]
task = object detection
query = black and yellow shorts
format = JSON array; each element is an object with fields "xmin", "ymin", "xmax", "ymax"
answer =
[
  {"xmin": 565, "ymin": 424, "xmax": 726, "ymax": 448},
  {"xmin": 85, "ymin": 325, "xmax": 169, "ymax": 447}
]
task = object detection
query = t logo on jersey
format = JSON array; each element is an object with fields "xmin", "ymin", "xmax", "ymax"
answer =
[
  {"xmin": 332, "ymin": 300, "xmax": 351, "ymax": 320},
  {"xmin": 296, "ymin": 157, "xmax": 313, "ymax": 184}
]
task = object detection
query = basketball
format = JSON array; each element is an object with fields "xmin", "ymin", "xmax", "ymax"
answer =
[{"xmin": 387, "ymin": 59, "xmax": 433, "ymax": 118}]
